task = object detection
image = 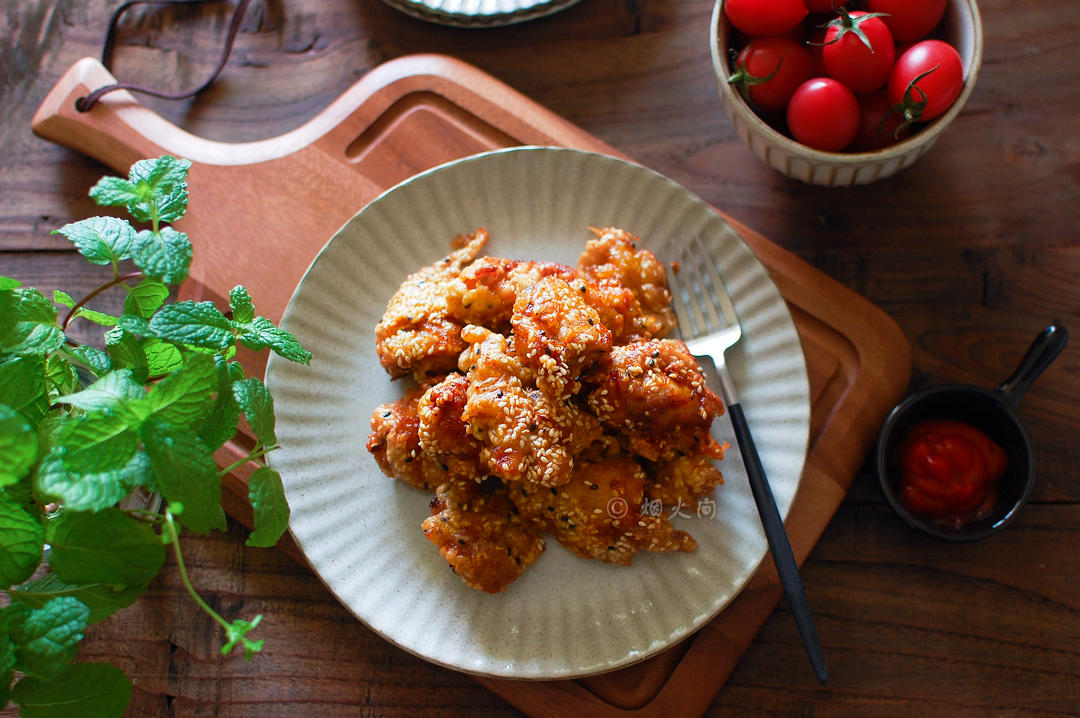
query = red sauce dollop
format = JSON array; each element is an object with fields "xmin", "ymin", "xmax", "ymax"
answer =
[{"xmin": 897, "ymin": 419, "xmax": 1008, "ymax": 525}]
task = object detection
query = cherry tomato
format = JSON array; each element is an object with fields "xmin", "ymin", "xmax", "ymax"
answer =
[
  {"xmin": 867, "ymin": 0, "xmax": 947, "ymax": 43},
  {"xmin": 823, "ymin": 10, "xmax": 896, "ymax": 94},
  {"xmin": 730, "ymin": 37, "xmax": 814, "ymax": 113},
  {"xmin": 786, "ymin": 78, "xmax": 860, "ymax": 151},
  {"xmin": 888, "ymin": 40, "xmax": 964, "ymax": 122},
  {"xmin": 724, "ymin": 0, "xmax": 808, "ymax": 37},
  {"xmin": 850, "ymin": 90, "xmax": 909, "ymax": 151}
]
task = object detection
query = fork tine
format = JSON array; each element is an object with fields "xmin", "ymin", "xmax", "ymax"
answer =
[
  {"xmin": 685, "ymin": 245, "xmax": 724, "ymax": 333},
  {"xmin": 667, "ymin": 260, "xmax": 698, "ymax": 338},
  {"xmin": 692, "ymin": 235, "xmax": 739, "ymax": 329},
  {"xmin": 675, "ymin": 244, "xmax": 710, "ymax": 337}
]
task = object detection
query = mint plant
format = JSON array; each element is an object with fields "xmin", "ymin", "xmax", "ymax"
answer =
[{"xmin": 0, "ymin": 156, "xmax": 310, "ymax": 715}]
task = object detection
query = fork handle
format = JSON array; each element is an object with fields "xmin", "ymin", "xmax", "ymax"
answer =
[{"xmin": 728, "ymin": 402, "xmax": 829, "ymax": 684}]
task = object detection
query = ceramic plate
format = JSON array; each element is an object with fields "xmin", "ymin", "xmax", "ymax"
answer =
[
  {"xmin": 380, "ymin": 0, "xmax": 584, "ymax": 27},
  {"xmin": 266, "ymin": 147, "xmax": 810, "ymax": 679}
]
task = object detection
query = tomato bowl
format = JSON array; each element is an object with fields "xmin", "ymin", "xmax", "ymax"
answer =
[{"xmin": 709, "ymin": 0, "xmax": 983, "ymax": 186}]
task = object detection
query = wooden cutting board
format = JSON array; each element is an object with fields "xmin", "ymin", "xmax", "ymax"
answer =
[{"xmin": 32, "ymin": 54, "xmax": 911, "ymax": 717}]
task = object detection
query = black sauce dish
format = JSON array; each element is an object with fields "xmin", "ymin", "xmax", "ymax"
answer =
[{"xmin": 876, "ymin": 324, "xmax": 1068, "ymax": 541}]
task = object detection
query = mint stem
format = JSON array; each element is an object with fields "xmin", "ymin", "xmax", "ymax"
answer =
[
  {"xmin": 163, "ymin": 508, "xmax": 233, "ymax": 634},
  {"xmin": 62, "ymin": 270, "xmax": 143, "ymax": 330},
  {"xmin": 218, "ymin": 445, "xmax": 278, "ymax": 478}
]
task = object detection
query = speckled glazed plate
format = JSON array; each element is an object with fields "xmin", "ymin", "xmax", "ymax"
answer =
[
  {"xmin": 265, "ymin": 147, "xmax": 810, "ymax": 679},
  {"xmin": 380, "ymin": 0, "xmax": 584, "ymax": 27}
]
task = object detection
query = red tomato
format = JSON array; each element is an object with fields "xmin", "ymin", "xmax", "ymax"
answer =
[
  {"xmin": 867, "ymin": 0, "xmax": 947, "ymax": 43},
  {"xmin": 887, "ymin": 40, "xmax": 964, "ymax": 122},
  {"xmin": 724, "ymin": 0, "xmax": 808, "ymax": 37},
  {"xmin": 786, "ymin": 78, "xmax": 860, "ymax": 151},
  {"xmin": 730, "ymin": 37, "xmax": 814, "ymax": 113},
  {"xmin": 823, "ymin": 10, "xmax": 896, "ymax": 94},
  {"xmin": 850, "ymin": 91, "xmax": 909, "ymax": 151}
]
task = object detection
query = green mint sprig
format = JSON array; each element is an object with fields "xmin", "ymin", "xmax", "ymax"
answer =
[{"xmin": 0, "ymin": 156, "xmax": 310, "ymax": 717}]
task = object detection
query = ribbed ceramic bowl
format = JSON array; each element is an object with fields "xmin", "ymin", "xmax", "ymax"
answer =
[{"xmin": 709, "ymin": 0, "xmax": 983, "ymax": 186}]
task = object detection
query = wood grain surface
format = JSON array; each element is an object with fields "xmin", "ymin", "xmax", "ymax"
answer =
[{"xmin": 2, "ymin": 1, "xmax": 1079, "ymax": 716}]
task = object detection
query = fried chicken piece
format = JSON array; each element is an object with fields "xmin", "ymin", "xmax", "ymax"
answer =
[
  {"xmin": 586, "ymin": 339, "xmax": 725, "ymax": 461},
  {"xmin": 422, "ymin": 477, "xmax": 545, "ymax": 593},
  {"xmin": 374, "ymin": 230, "xmax": 488, "ymax": 381},
  {"xmin": 578, "ymin": 227, "xmax": 677, "ymax": 338},
  {"xmin": 511, "ymin": 456, "xmax": 695, "ymax": 565},
  {"xmin": 511, "ymin": 276, "xmax": 611, "ymax": 396},
  {"xmin": 445, "ymin": 257, "xmax": 577, "ymax": 330},
  {"xmin": 460, "ymin": 325, "xmax": 601, "ymax": 487},
  {"xmin": 645, "ymin": 445, "xmax": 727, "ymax": 506},
  {"xmin": 367, "ymin": 382, "xmax": 449, "ymax": 491},
  {"xmin": 417, "ymin": 372, "xmax": 484, "ymax": 479}
]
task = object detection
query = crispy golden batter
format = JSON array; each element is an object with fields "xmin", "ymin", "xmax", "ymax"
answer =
[
  {"xmin": 460, "ymin": 325, "xmax": 601, "ymax": 487},
  {"xmin": 512, "ymin": 276, "xmax": 611, "ymax": 396},
  {"xmin": 586, "ymin": 339, "xmax": 725, "ymax": 461},
  {"xmin": 374, "ymin": 230, "xmax": 489, "ymax": 381},
  {"xmin": 366, "ymin": 382, "xmax": 449, "ymax": 492},
  {"xmin": 417, "ymin": 372, "xmax": 484, "ymax": 480},
  {"xmin": 578, "ymin": 227, "xmax": 678, "ymax": 338},
  {"xmin": 422, "ymin": 478, "xmax": 545, "ymax": 593},
  {"xmin": 645, "ymin": 446, "xmax": 727, "ymax": 506},
  {"xmin": 445, "ymin": 257, "xmax": 577, "ymax": 329},
  {"xmin": 511, "ymin": 457, "xmax": 696, "ymax": 564}
]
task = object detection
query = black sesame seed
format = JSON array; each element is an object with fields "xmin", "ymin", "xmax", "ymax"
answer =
[
  {"xmin": 589, "ymin": 484, "xmax": 599, "ymax": 490},
  {"xmin": 550, "ymin": 488, "xmax": 558, "ymax": 496},
  {"xmin": 458, "ymin": 538, "xmax": 466, "ymax": 545},
  {"xmin": 515, "ymin": 556, "xmax": 522, "ymax": 565}
]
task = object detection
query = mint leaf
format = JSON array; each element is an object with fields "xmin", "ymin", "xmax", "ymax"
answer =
[
  {"xmin": 139, "ymin": 353, "xmax": 216, "ymax": 429},
  {"xmin": 122, "ymin": 277, "xmax": 169, "ymax": 319},
  {"xmin": 0, "ymin": 493, "xmax": 44, "ymax": 586},
  {"xmin": 128, "ymin": 155, "xmax": 191, "ymax": 224},
  {"xmin": 10, "ymin": 574, "xmax": 142, "ymax": 625},
  {"xmin": 142, "ymin": 338, "xmax": 183, "ymax": 377},
  {"xmin": 141, "ymin": 419, "xmax": 226, "ymax": 534},
  {"xmin": 232, "ymin": 377, "xmax": 275, "ymax": 446},
  {"xmin": 11, "ymin": 661, "xmax": 131, "ymax": 718},
  {"xmin": 246, "ymin": 467, "xmax": 289, "ymax": 548},
  {"xmin": 228, "ymin": 286, "xmax": 255, "ymax": 324},
  {"xmin": 0, "ymin": 355, "xmax": 48, "ymax": 424},
  {"xmin": 198, "ymin": 358, "xmax": 242, "ymax": 451},
  {"xmin": 0, "ymin": 288, "xmax": 64, "ymax": 356},
  {"xmin": 149, "ymin": 300, "xmax": 232, "ymax": 350},
  {"xmin": 90, "ymin": 155, "xmax": 191, "ymax": 228},
  {"xmin": 221, "ymin": 614, "xmax": 264, "ymax": 660},
  {"xmin": 47, "ymin": 508, "xmax": 165, "ymax": 587},
  {"xmin": 88, "ymin": 176, "xmax": 141, "ymax": 210},
  {"xmin": 3, "ymin": 597, "xmax": 88, "ymax": 680},
  {"xmin": 57, "ymin": 413, "xmax": 139, "ymax": 475},
  {"xmin": 103, "ymin": 328, "xmax": 148, "ymax": 383},
  {"xmin": 35, "ymin": 447, "xmax": 150, "ymax": 513},
  {"xmin": 44, "ymin": 355, "xmax": 78, "ymax": 401},
  {"xmin": 131, "ymin": 227, "xmax": 191, "ymax": 285},
  {"xmin": 63, "ymin": 345, "xmax": 112, "ymax": 377},
  {"xmin": 0, "ymin": 404, "xmax": 39, "ymax": 487},
  {"xmin": 54, "ymin": 370, "xmax": 144, "ymax": 415},
  {"xmin": 0, "ymin": 276, "xmax": 20, "ymax": 290},
  {"xmin": 233, "ymin": 315, "xmax": 311, "ymax": 364},
  {"xmin": 0, "ymin": 632, "xmax": 13, "ymax": 709},
  {"xmin": 52, "ymin": 216, "xmax": 135, "ymax": 266}
]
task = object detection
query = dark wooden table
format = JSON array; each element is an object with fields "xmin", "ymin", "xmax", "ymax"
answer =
[{"xmin": 3, "ymin": 1, "xmax": 1078, "ymax": 715}]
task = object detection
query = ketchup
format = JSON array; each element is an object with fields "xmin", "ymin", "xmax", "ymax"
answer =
[{"xmin": 897, "ymin": 418, "xmax": 1008, "ymax": 524}]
